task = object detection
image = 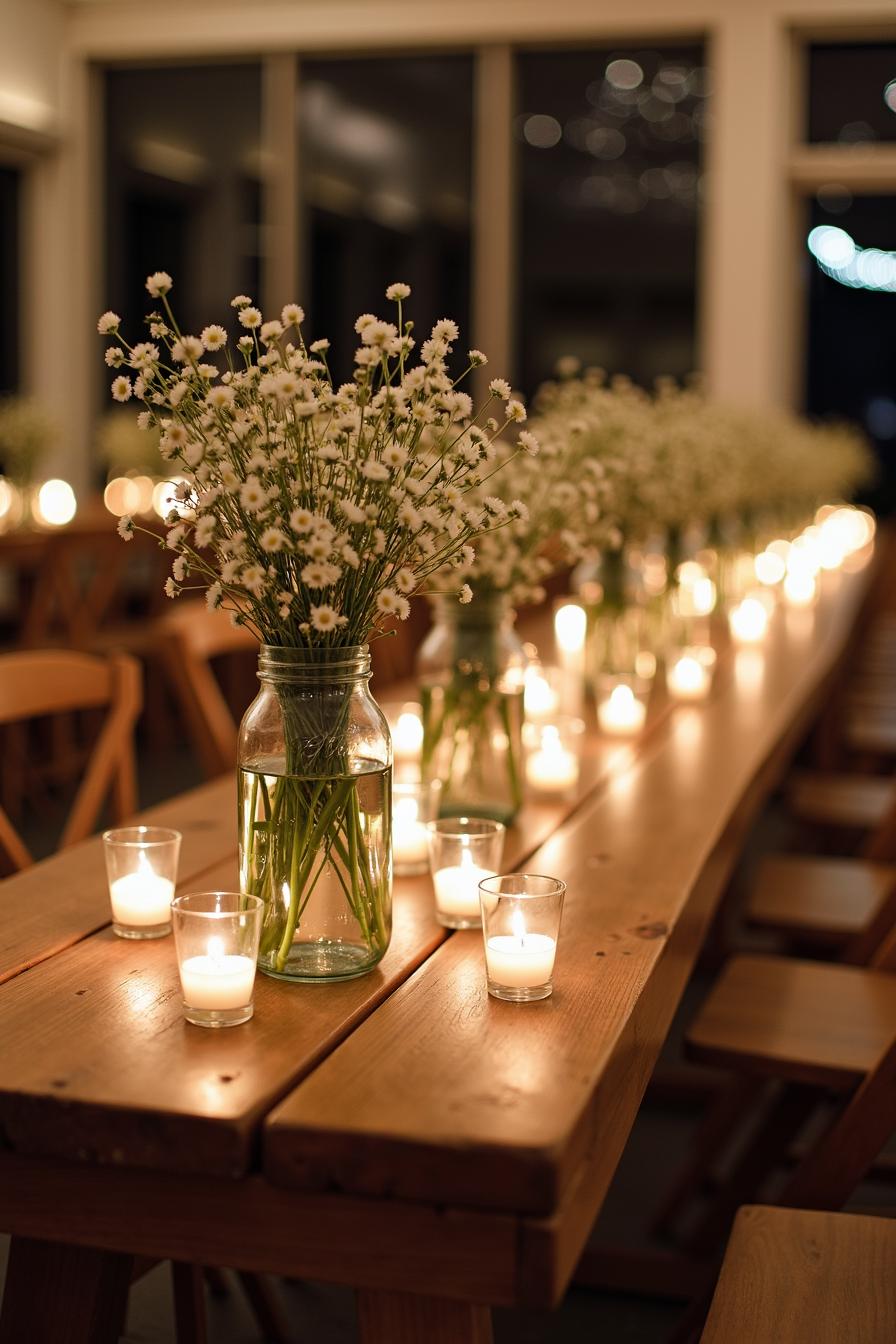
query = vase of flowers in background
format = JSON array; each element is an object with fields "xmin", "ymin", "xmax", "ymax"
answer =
[
  {"xmin": 99, "ymin": 275, "xmax": 522, "ymax": 980},
  {"xmin": 419, "ymin": 373, "xmax": 602, "ymax": 822},
  {"xmin": 0, "ymin": 396, "xmax": 58, "ymax": 530}
]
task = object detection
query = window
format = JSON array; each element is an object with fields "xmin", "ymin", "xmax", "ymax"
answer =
[
  {"xmin": 104, "ymin": 63, "xmax": 263, "ymax": 342},
  {"xmin": 516, "ymin": 46, "xmax": 705, "ymax": 395},
  {"xmin": 0, "ymin": 167, "xmax": 20, "ymax": 394},
  {"xmin": 298, "ymin": 55, "xmax": 473, "ymax": 381},
  {"xmin": 806, "ymin": 193, "xmax": 896, "ymax": 510},
  {"xmin": 807, "ymin": 42, "xmax": 896, "ymax": 144}
]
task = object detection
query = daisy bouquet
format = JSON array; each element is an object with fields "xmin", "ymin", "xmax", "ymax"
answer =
[
  {"xmin": 99, "ymin": 274, "xmax": 523, "ymax": 977},
  {"xmin": 419, "ymin": 393, "xmax": 602, "ymax": 819}
]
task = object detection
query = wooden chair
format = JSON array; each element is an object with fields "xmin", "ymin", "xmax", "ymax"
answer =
[
  {"xmin": 155, "ymin": 602, "xmax": 258, "ymax": 778},
  {"xmin": 655, "ymin": 928, "xmax": 896, "ymax": 1251},
  {"xmin": 0, "ymin": 650, "xmax": 141, "ymax": 872},
  {"xmin": 699, "ymin": 1206, "xmax": 896, "ymax": 1343}
]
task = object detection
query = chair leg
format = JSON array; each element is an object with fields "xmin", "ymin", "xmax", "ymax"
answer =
[
  {"xmin": 202, "ymin": 1264, "xmax": 231, "ymax": 1297},
  {"xmin": 651, "ymin": 1076, "xmax": 759, "ymax": 1239},
  {"xmin": 684, "ymin": 1083, "xmax": 818, "ymax": 1256},
  {"xmin": 236, "ymin": 1270, "xmax": 292, "ymax": 1343},
  {"xmin": 171, "ymin": 1261, "xmax": 208, "ymax": 1344}
]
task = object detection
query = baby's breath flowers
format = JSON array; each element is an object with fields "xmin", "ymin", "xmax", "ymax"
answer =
[{"xmin": 99, "ymin": 276, "xmax": 523, "ymax": 647}]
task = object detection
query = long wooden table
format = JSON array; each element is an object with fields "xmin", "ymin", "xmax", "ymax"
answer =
[{"xmin": 0, "ymin": 552, "xmax": 880, "ymax": 1342}]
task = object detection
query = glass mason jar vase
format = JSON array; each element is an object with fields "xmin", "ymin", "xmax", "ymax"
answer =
[
  {"xmin": 238, "ymin": 645, "xmax": 392, "ymax": 983},
  {"xmin": 416, "ymin": 597, "xmax": 526, "ymax": 825}
]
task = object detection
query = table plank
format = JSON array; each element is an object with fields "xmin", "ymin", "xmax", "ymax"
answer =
[
  {"xmin": 0, "ymin": 774, "xmax": 236, "ymax": 985},
  {"xmin": 261, "ymin": 562, "xmax": 876, "ymax": 1227}
]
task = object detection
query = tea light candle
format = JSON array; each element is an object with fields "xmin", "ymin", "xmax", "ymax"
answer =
[
  {"xmin": 598, "ymin": 682, "xmax": 647, "ymax": 735},
  {"xmin": 485, "ymin": 910, "xmax": 557, "ymax": 988},
  {"xmin": 783, "ymin": 569, "xmax": 817, "ymax": 608},
  {"xmin": 393, "ymin": 708, "xmax": 424, "ymax": 760},
  {"xmin": 179, "ymin": 937, "xmax": 256, "ymax": 1010},
  {"xmin": 524, "ymin": 667, "xmax": 560, "ymax": 723},
  {"xmin": 667, "ymin": 653, "xmax": 712, "ymax": 702},
  {"xmin": 109, "ymin": 866, "xmax": 175, "ymax": 928},
  {"xmin": 393, "ymin": 794, "xmax": 430, "ymax": 868},
  {"xmin": 526, "ymin": 724, "xmax": 578, "ymax": 793},
  {"xmin": 728, "ymin": 596, "xmax": 769, "ymax": 644},
  {"xmin": 433, "ymin": 849, "xmax": 497, "ymax": 922}
]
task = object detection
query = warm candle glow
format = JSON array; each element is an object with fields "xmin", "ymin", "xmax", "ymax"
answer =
[
  {"xmin": 598, "ymin": 682, "xmax": 647, "ymax": 735},
  {"xmin": 526, "ymin": 723, "xmax": 579, "ymax": 793},
  {"xmin": 729, "ymin": 597, "xmax": 769, "ymax": 644},
  {"xmin": 783, "ymin": 569, "xmax": 817, "ymax": 608},
  {"xmin": 33, "ymin": 478, "xmax": 76, "ymax": 527},
  {"xmin": 524, "ymin": 666, "xmax": 560, "ymax": 722},
  {"xmin": 393, "ymin": 794, "xmax": 429, "ymax": 868},
  {"xmin": 667, "ymin": 653, "xmax": 712, "ymax": 701},
  {"xmin": 433, "ymin": 846, "xmax": 497, "ymax": 921},
  {"xmin": 109, "ymin": 849, "xmax": 174, "ymax": 928},
  {"xmin": 554, "ymin": 603, "xmax": 587, "ymax": 652},
  {"xmin": 393, "ymin": 709, "xmax": 424, "ymax": 757},
  {"xmin": 754, "ymin": 550, "xmax": 786, "ymax": 585}
]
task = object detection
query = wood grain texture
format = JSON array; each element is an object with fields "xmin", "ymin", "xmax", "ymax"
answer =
[
  {"xmin": 746, "ymin": 855, "xmax": 896, "ymax": 942},
  {"xmin": 263, "ymin": 566, "xmax": 877, "ymax": 1225},
  {"xmin": 357, "ymin": 1290, "xmax": 493, "ymax": 1344},
  {"xmin": 0, "ymin": 863, "xmax": 443, "ymax": 1176},
  {"xmin": 0, "ymin": 1153, "xmax": 520, "ymax": 1307},
  {"xmin": 685, "ymin": 955, "xmax": 896, "ymax": 1088},
  {"xmin": 0, "ymin": 774, "xmax": 236, "ymax": 985},
  {"xmin": 700, "ymin": 1205, "xmax": 896, "ymax": 1343}
]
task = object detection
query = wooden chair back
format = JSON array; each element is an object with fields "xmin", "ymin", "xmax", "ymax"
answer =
[
  {"xmin": 0, "ymin": 650, "xmax": 142, "ymax": 871},
  {"xmin": 156, "ymin": 602, "xmax": 257, "ymax": 778}
]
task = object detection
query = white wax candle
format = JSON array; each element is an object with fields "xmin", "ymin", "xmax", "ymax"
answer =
[
  {"xmin": 393, "ymin": 796, "xmax": 429, "ymax": 867},
  {"xmin": 486, "ymin": 933, "xmax": 557, "ymax": 987},
  {"xmin": 433, "ymin": 852, "xmax": 497, "ymax": 920},
  {"xmin": 110, "ymin": 870, "xmax": 174, "ymax": 926},
  {"xmin": 554, "ymin": 604, "xmax": 587, "ymax": 712},
  {"xmin": 524, "ymin": 670, "xmax": 560, "ymax": 722},
  {"xmin": 526, "ymin": 726, "xmax": 578, "ymax": 793},
  {"xmin": 179, "ymin": 950, "xmax": 256, "ymax": 1009},
  {"xmin": 783, "ymin": 570, "xmax": 817, "ymax": 608},
  {"xmin": 667, "ymin": 655, "xmax": 711, "ymax": 702},
  {"xmin": 392, "ymin": 710, "xmax": 423, "ymax": 760},
  {"xmin": 729, "ymin": 597, "xmax": 769, "ymax": 644},
  {"xmin": 598, "ymin": 683, "xmax": 646, "ymax": 735}
]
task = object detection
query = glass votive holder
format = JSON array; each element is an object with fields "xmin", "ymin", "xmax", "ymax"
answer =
[
  {"xmin": 666, "ymin": 645, "xmax": 717, "ymax": 702},
  {"xmin": 479, "ymin": 873, "xmax": 565, "ymax": 1003},
  {"xmin": 393, "ymin": 779, "xmax": 442, "ymax": 877},
  {"xmin": 524, "ymin": 716, "xmax": 585, "ymax": 797},
  {"xmin": 103, "ymin": 826, "xmax": 181, "ymax": 939},
  {"xmin": 171, "ymin": 892, "xmax": 263, "ymax": 1028},
  {"xmin": 596, "ymin": 672, "xmax": 650, "ymax": 736},
  {"xmin": 524, "ymin": 662, "xmax": 563, "ymax": 724},
  {"xmin": 427, "ymin": 816, "xmax": 505, "ymax": 929},
  {"xmin": 383, "ymin": 700, "xmax": 424, "ymax": 781}
]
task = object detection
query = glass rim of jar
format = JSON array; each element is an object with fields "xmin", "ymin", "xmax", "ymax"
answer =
[
  {"xmin": 102, "ymin": 825, "xmax": 182, "ymax": 848},
  {"xmin": 171, "ymin": 891, "xmax": 263, "ymax": 917},
  {"xmin": 257, "ymin": 643, "xmax": 371, "ymax": 680},
  {"xmin": 427, "ymin": 816, "xmax": 505, "ymax": 840},
  {"xmin": 478, "ymin": 873, "xmax": 566, "ymax": 899}
]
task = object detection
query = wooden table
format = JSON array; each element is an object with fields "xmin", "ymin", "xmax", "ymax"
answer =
[{"xmin": 0, "ymin": 553, "xmax": 879, "ymax": 1343}]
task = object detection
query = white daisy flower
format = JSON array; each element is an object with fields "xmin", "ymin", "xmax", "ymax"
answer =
[
  {"xmin": 260, "ymin": 526, "xmax": 287, "ymax": 553},
  {"xmin": 206, "ymin": 582, "xmax": 223, "ymax": 611},
  {"xmin": 386, "ymin": 282, "xmax": 411, "ymax": 300},
  {"xmin": 468, "ymin": 349, "xmax": 487, "ymax": 366},
  {"xmin": 432, "ymin": 318, "xmax": 459, "ymax": 343},
  {"xmin": 97, "ymin": 311, "xmax": 121, "ymax": 335},
  {"xmin": 238, "ymin": 307, "xmax": 262, "ymax": 329},
  {"xmin": 171, "ymin": 335, "xmax": 202, "ymax": 363},
  {"xmin": 310, "ymin": 603, "xmax": 346, "ymax": 632},
  {"xmin": 459, "ymin": 584, "xmax": 473, "ymax": 604},
  {"xmin": 339, "ymin": 500, "xmax": 367, "ymax": 525},
  {"xmin": 289, "ymin": 507, "xmax": 315, "ymax": 533},
  {"xmin": 117, "ymin": 515, "xmax": 134, "ymax": 541},
  {"xmin": 394, "ymin": 567, "xmax": 416, "ymax": 594},
  {"xmin": 361, "ymin": 459, "xmax": 390, "ymax": 482},
  {"xmin": 104, "ymin": 346, "xmax": 125, "ymax": 367},
  {"xmin": 201, "ymin": 324, "xmax": 228, "ymax": 351},
  {"xmin": 111, "ymin": 375, "xmax": 132, "ymax": 402},
  {"xmin": 239, "ymin": 476, "xmax": 266, "ymax": 513},
  {"xmin": 505, "ymin": 399, "xmax": 527, "ymax": 423},
  {"xmin": 488, "ymin": 378, "xmax": 511, "ymax": 399},
  {"xmin": 241, "ymin": 564, "xmax": 266, "ymax": 596},
  {"xmin": 145, "ymin": 271, "xmax": 173, "ymax": 298},
  {"xmin": 281, "ymin": 304, "xmax": 305, "ymax": 327},
  {"xmin": 341, "ymin": 544, "xmax": 360, "ymax": 569},
  {"xmin": 194, "ymin": 514, "xmax": 216, "ymax": 547},
  {"xmin": 382, "ymin": 443, "xmax": 408, "ymax": 469},
  {"xmin": 164, "ymin": 577, "xmax": 177, "ymax": 598},
  {"xmin": 230, "ymin": 294, "xmax": 252, "ymax": 307},
  {"xmin": 260, "ymin": 320, "xmax": 284, "ymax": 345}
]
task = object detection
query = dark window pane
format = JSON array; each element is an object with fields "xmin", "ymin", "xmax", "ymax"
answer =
[
  {"xmin": 0, "ymin": 167, "xmax": 20, "ymax": 393},
  {"xmin": 517, "ymin": 46, "xmax": 704, "ymax": 394},
  {"xmin": 104, "ymin": 63, "xmax": 263, "ymax": 340},
  {"xmin": 808, "ymin": 43, "xmax": 896, "ymax": 144},
  {"xmin": 299, "ymin": 56, "xmax": 473, "ymax": 381},
  {"xmin": 805, "ymin": 195, "xmax": 896, "ymax": 511}
]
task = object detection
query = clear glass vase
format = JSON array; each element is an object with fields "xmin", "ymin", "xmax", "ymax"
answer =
[
  {"xmin": 417, "ymin": 597, "xmax": 526, "ymax": 825},
  {"xmin": 238, "ymin": 645, "xmax": 392, "ymax": 983}
]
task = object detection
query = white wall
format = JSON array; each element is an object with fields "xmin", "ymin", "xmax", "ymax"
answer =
[{"xmin": 0, "ymin": 0, "xmax": 63, "ymax": 133}]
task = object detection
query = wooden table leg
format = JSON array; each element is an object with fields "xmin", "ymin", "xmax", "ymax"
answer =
[
  {"xmin": 357, "ymin": 1289, "xmax": 493, "ymax": 1343},
  {"xmin": 171, "ymin": 1261, "xmax": 208, "ymax": 1344},
  {"xmin": 0, "ymin": 1237, "xmax": 133, "ymax": 1344}
]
